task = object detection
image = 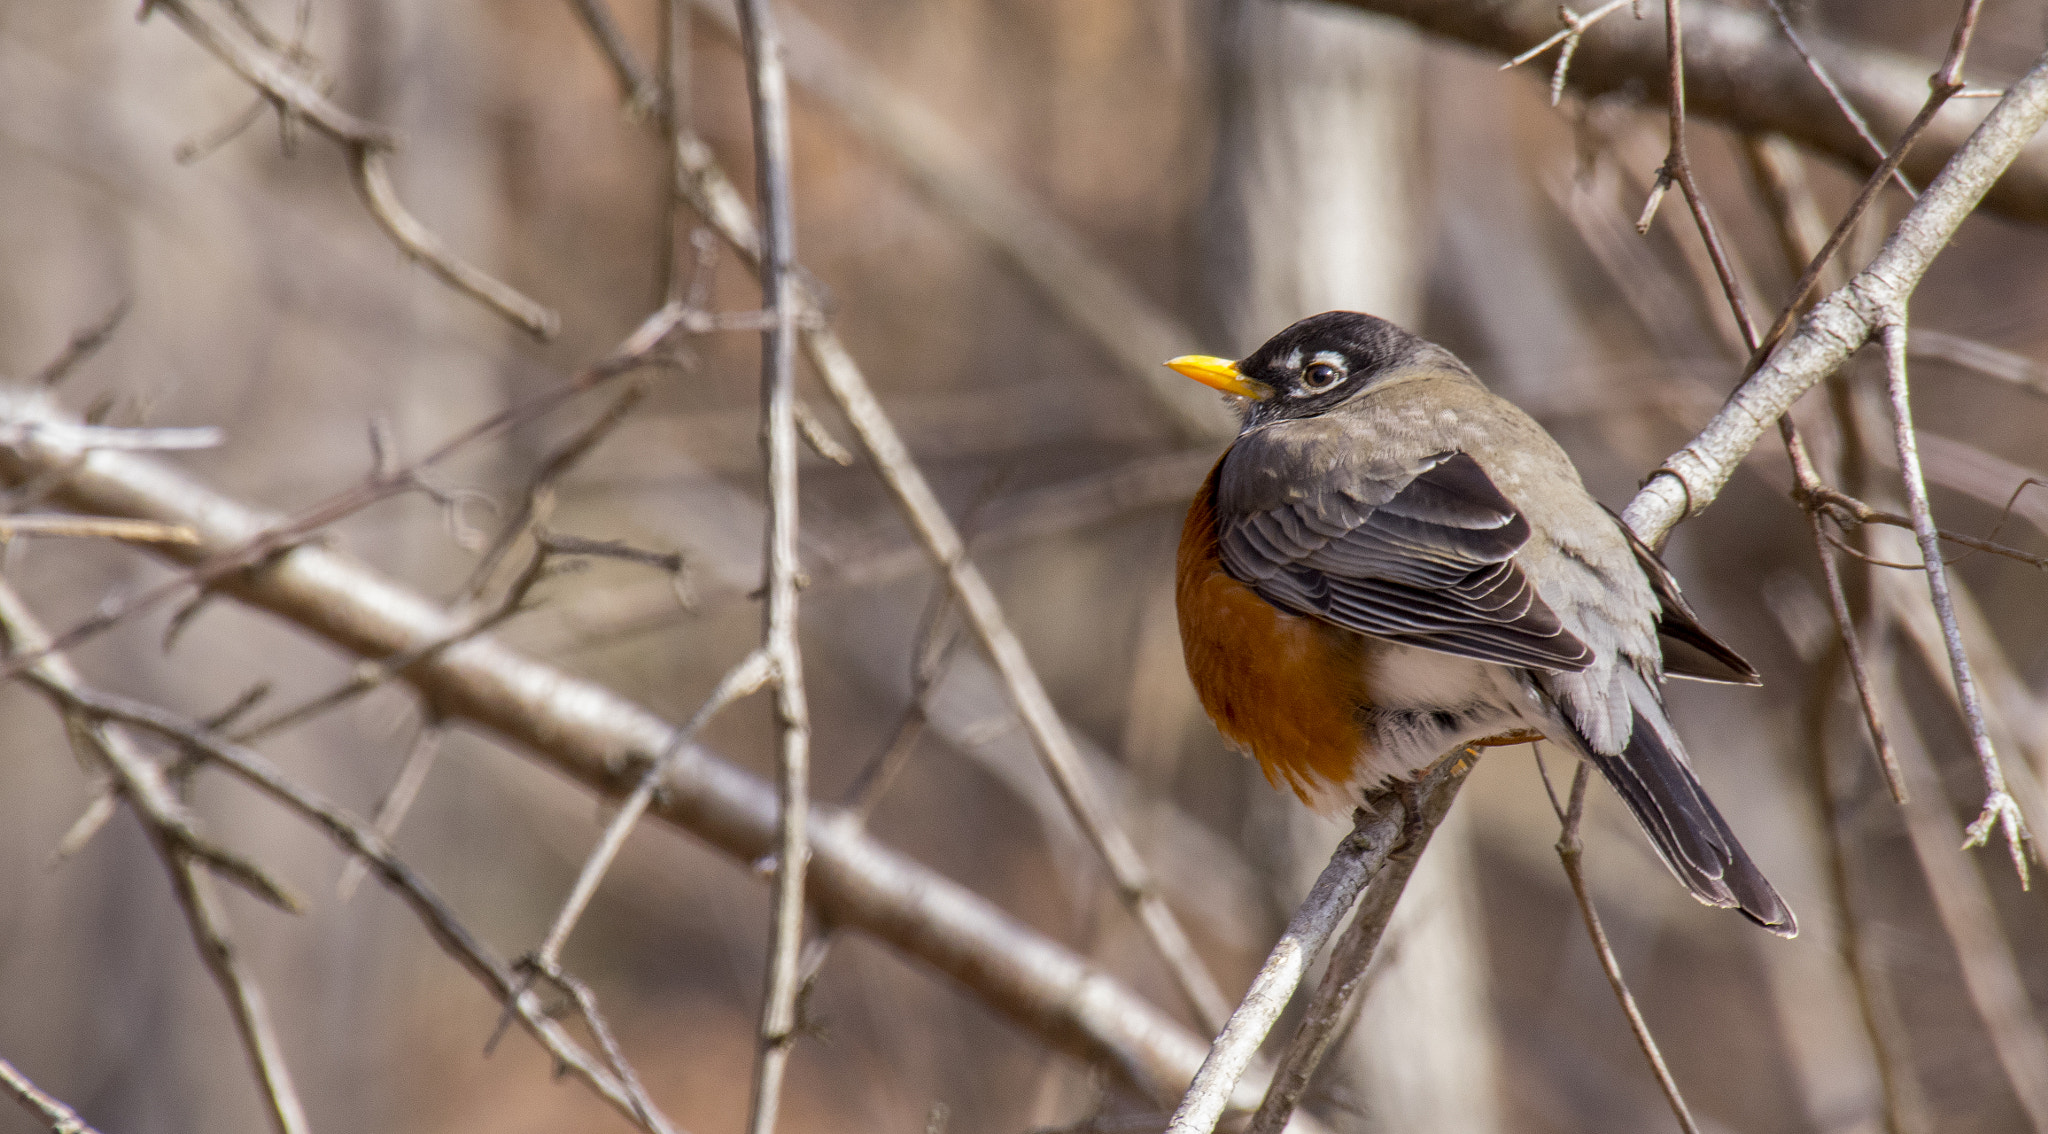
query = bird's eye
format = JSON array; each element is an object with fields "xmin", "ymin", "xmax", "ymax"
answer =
[{"xmin": 1300, "ymin": 361, "xmax": 1346, "ymax": 393}]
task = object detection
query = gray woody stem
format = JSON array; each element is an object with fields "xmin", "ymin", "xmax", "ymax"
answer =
[
  {"xmin": 1244, "ymin": 764, "xmax": 1470, "ymax": 1133},
  {"xmin": 736, "ymin": 0, "xmax": 814, "ymax": 1129},
  {"xmin": 150, "ymin": 0, "xmax": 558, "ymax": 337},
  {"xmin": 1331, "ymin": 0, "xmax": 2048, "ymax": 228},
  {"xmin": 0, "ymin": 579, "xmax": 311, "ymax": 1134},
  {"xmin": 1880, "ymin": 323, "xmax": 2032, "ymax": 877},
  {"xmin": 1165, "ymin": 758, "xmax": 1473, "ymax": 1134},
  {"xmin": 0, "ymin": 386, "xmax": 1252, "ymax": 1112},
  {"xmin": 667, "ymin": 99, "xmax": 1236, "ymax": 1036},
  {"xmin": 1621, "ymin": 45, "xmax": 2048, "ymax": 547},
  {"xmin": 0, "ymin": 1053, "xmax": 104, "ymax": 1134}
]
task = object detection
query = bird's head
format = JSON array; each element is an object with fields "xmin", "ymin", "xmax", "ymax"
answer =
[{"xmin": 1166, "ymin": 311, "xmax": 1478, "ymax": 428}]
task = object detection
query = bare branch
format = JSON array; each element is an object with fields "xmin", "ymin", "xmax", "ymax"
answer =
[
  {"xmin": 1541, "ymin": 757, "xmax": 1701, "ymax": 1134},
  {"xmin": 0, "ymin": 515, "xmax": 199, "ymax": 544},
  {"xmin": 1245, "ymin": 763, "xmax": 1471, "ymax": 1134},
  {"xmin": 1645, "ymin": 0, "xmax": 1759, "ymax": 346},
  {"xmin": 532, "ymin": 650, "xmax": 774, "ymax": 975},
  {"xmin": 1742, "ymin": 135, "xmax": 1908, "ymax": 802},
  {"xmin": 335, "ymin": 717, "xmax": 444, "ymax": 901},
  {"xmin": 145, "ymin": 0, "xmax": 559, "ymax": 337},
  {"xmin": 0, "ymin": 388, "xmax": 1246, "ymax": 1111},
  {"xmin": 31, "ymin": 299, "xmax": 129, "ymax": 389},
  {"xmin": 0, "ymin": 583, "xmax": 296, "ymax": 912},
  {"xmin": 1883, "ymin": 668, "xmax": 2048, "ymax": 1133},
  {"xmin": 731, "ymin": 2, "xmax": 814, "ymax": 1130},
  {"xmin": 460, "ymin": 384, "xmax": 650, "ymax": 600},
  {"xmin": 1335, "ymin": 0, "xmax": 2048, "ymax": 228},
  {"xmin": 0, "ymin": 1053, "xmax": 105, "ymax": 1134},
  {"xmin": 1760, "ymin": 0, "xmax": 1916, "ymax": 196},
  {"xmin": 681, "ymin": 0, "xmax": 1236, "ymax": 441},
  {"xmin": 1880, "ymin": 323, "xmax": 2031, "ymax": 879},
  {"xmin": 568, "ymin": 0, "xmax": 664, "ymax": 117},
  {"xmin": 38, "ymin": 679, "xmax": 681, "ymax": 1133},
  {"xmin": 642, "ymin": 49, "xmax": 1234, "ymax": 1030},
  {"xmin": 0, "ymin": 421, "xmax": 222, "ymax": 451},
  {"xmin": 350, "ymin": 151, "xmax": 561, "ymax": 340},
  {"xmin": 1164, "ymin": 757, "xmax": 1473, "ymax": 1134},
  {"xmin": 1500, "ymin": 1, "xmax": 1635, "ymax": 107},
  {"xmin": 0, "ymin": 580, "xmax": 311, "ymax": 1134},
  {"xmin": 1622, "ymin": 46, "xmax": 2048, "ymax": 545}
]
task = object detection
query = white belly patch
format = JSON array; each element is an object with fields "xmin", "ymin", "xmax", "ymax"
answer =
[{"xmin": 1351, "ymin": 642, "xmax": 1548, "ymax": 786}]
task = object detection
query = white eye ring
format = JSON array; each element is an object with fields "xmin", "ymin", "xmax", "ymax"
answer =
[{"xmin": 1300, "ymin": 360, "xmax": 1346, "ymax": 393}]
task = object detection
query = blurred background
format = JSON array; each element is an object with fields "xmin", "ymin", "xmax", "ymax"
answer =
[{"xmin": 2, "ymin": 0, "xmax": 2048, "ymax": 1131}]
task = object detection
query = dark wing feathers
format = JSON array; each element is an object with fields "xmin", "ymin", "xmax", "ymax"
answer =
[
  {"xmin": 1219, "ymin": 452, "xmax": 1594, "ymax": 672},
  {"xmin": 1601, "ymin": 506, "xmax": 1762, "ymax": 685}
]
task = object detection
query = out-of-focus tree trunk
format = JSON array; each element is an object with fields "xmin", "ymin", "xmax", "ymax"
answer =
[{"xmin": 1202, "ymin": 3, "xmax": 1503, "ymax": 1130}]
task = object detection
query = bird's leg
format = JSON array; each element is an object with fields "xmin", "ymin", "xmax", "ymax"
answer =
[
  {"xmin": 1470, "ymin": 727, "xmax": 1546, "ymax": 749},
  {"xmin": 1420, "ymin": 728, "xmax": 1544, "ymax": 781}
]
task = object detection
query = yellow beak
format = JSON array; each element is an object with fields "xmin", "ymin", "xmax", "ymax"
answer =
[{"xmin": 1165, "ymin": 354, "xmax": 1271, "ymax": 400}]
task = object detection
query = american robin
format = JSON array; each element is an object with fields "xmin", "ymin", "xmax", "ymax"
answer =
[{"xmin": 1168, "ymin": 311, "xmax": 1794, "ymax": 936}]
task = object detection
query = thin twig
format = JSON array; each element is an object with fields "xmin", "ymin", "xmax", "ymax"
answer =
[
  {"xmin": 1806, "ymin": 483, "xmax": 2048, "ymax": 572},
  {"xmin": 1163, "ymin": 757, "xmax": 1472, "ymax": 1134},
  {"xmin": 1880, "ymin": 322, "xmax": 2032, "ymax": 881},
  {"xmin": 336, "ymin": 716, "xmax": 444, "ymax": 900},
  {"xmin": 1539, "ymin": 756, "xmax": 1702, "ymax": 1134},
  {"xmin": 1244, "ymin": 761, "xmax": 1472, "ymax": 1134},
  {"xmin": 460, "ymin": 383, "xmax": 651, "ymax": 600},
  {"xmin": 680, "ymin": 0, "xmax": 1235, "ymax": 440},
  {"xmin": 568, "ymin": 0, "xmax": 663, "ymax": 116},
  {"xmin": 174, "ymin": 94, "xmax": 269, "ymax": 164},
  {"xmin": 0, "ymin": 515, "xmax": 199, "ymax": 544},
  {"xmin": 0, "ymin": 580, "xmax": 311, "ymax": 1134},
  {"xmin": 1645, "ymin": 0, "xmax": 1759, "ymax": 345},
  {"xmin": 0, "ymin": 297, "xmax": 686, "ymax": 687},
  {"xmin": 1883, "ymin": 665, "xmax": 2048, "ymax": 1133},
  {"xmin": 1761, "ymin": 0, "xmax": 1916, "ymax": 196},
  {"xmin": 1623, "ymin": 45, "xmax": 2048, "ymax": 545},
  {"xmin": 1800, "ymin": 495, "xmax": 1906, "ymax": 801},
  {"xmin": 667, "ymin": 131, "xmax": 1235, "ymax": 1038},
  {"xmin": 1743, "ymin": 139, "xmax": 1908, "ymax": 799},
  {"xmin": 226, "ymin": 533, "xmax": 584, "ymax": 744},
  {"xmin": 0, "ymin": 387, "xmax": 1282, "ymax": 1114},
  {"xmin": 1326, "ymin": 0, "xmax": 2048, "ymax": 228},
  {"xmin": 146, "ymin": 0, "xmax": 558, "ymax": 337},
  {"xmin": 654, "ymin": 1, "xmax": 694, "ymax": 304},
  {"xmin": 1742, "ymin": 0, "xmax": 1983, "ymax": 374},
  {"xmin": 0, "ymin": 1052, "xmax": 105, "ymax": 1134},
  {"xmin": 0, "ymin": 586, "xmax": 294, "ymax": 911},
  {"xmin": 31, "ymin": 300, "xmax": 130, "ymax": 389},
  {"xmin": 736, "ymin": 1, "xmax": 813, "ymax": 1130},
  {"xmin": 1798, "ymin": 642, "xmax": 1931, "ymax": 1134},
  {"xmin": 527, "ymin": 649, "xmax": 773, "ymax": 973},
  {"xmin": 590, "ymin": 24, "xmax": 1238, "ymax": 1028},
  {"xmin": 350, "ymin": 150, "xmax": 560, "ymax": 339},
  {"xmin": 36, "ymin": 679, "xmax": 681, "ymax": 1133},
  {"xmin": 0, "ymin": 421, "xmax": 222, "ymax": 451},
  {"xmin": 1500, "ymin": 0, "xmax": 1635, "ymax": 106}
]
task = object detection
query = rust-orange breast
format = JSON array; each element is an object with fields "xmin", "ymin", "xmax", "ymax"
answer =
[{"xmin": 1176, "ymin": 458, "xmax": 1367, "ymax": 803}]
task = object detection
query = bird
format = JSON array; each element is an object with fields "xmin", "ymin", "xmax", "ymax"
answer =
[{"xmin": 1167, "ymin": 310, "xmax": 1795, "ymax": 936}]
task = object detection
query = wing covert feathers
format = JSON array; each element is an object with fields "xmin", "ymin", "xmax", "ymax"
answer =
[{"xmin": 1219, "ymin": 452, "xmax": 1595, "ymax": 673}]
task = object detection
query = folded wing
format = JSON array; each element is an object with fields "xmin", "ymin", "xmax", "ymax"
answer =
[{"xmin": 1219, "ymin": 451, "xmax": 1594, "ymax": 672}]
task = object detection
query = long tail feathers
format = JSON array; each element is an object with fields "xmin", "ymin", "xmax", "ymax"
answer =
[{"xmin": 1576, "ymin": 693, "xmax": 1797, "ymax": 937}]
